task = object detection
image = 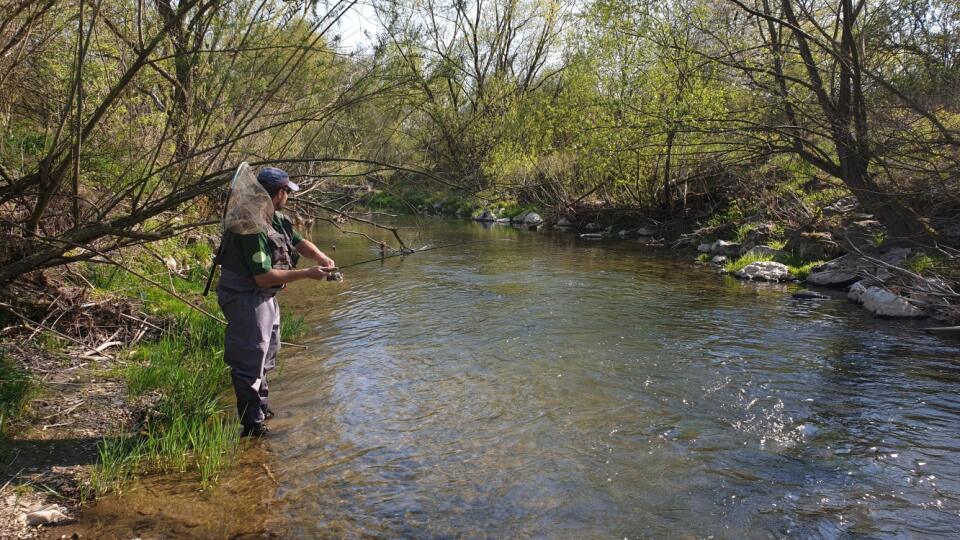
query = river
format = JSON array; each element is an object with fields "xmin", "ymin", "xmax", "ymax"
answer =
[{"xmin": 64, "ymin": 217, "xmax": 960, "ymax": 538}]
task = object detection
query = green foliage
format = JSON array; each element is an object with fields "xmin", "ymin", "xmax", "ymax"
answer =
[
  {"xmin": 0, "ymin": 354, "xmax": 33, "ymax": 442},
  {"xmin": 696, "ymin": 253, "xmax": 711, "ymax": 263},
  {"xmin": 724, "ymin": 250, "xmax": 823, "ymax": 280},
  {"xmin": 724, "ymin": 252, "xmax": 774, "ymax": 274},
  {"xmin": 83, "ymin": 235, "xmax": 242, "ymax": 497}
]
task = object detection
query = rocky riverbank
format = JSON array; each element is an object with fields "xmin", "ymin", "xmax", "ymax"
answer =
[{"xmin": 472, "ymin": 207, "xmax": 959, "ymax": 325}]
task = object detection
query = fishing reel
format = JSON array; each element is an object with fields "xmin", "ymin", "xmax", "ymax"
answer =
[{"xmin": 326, "ymin": 271, "xmax": 344, "ymax": 282}]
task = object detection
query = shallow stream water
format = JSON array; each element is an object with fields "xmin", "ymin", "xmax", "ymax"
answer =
[{"xmin": 63, "ymin": 218, "xmax": 960, "ymax": 538}]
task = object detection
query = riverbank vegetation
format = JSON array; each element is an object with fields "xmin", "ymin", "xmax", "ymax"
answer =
[{"xmin": 1, "ymin": 0, "xmax": 958, "ymax": 530}]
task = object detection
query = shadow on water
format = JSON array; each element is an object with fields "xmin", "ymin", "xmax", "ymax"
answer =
[{"xmin": 61, "ymin": 217, "xmax": 960, "ymax": 538}]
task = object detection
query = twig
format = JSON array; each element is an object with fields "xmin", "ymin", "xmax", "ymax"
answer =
[
  {"xmin": 262, "ymin": 463, "xmax": 279, "ymax": 485},
  {"xmin": 280, "ymin": 341, "xmax": 307, "ymax": 349},
  {"xmin": 0, "ymin": 302, "xmax": 103, "ymax": 354},
  {"xmin": 42, "ymin": 400, "xmax": 85, "ymax": 421},
  {"xmin": 290, "ymin": 198, "xmax": 411, "ymax": 251}
]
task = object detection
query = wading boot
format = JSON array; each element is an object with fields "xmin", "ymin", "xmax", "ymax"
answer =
[{"xmin": 240, "ymin": 423, "xmax": 270, "ymax": 438}]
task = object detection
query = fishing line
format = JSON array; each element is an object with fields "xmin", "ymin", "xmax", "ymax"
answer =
[{"xmin": 331, "ymin": 239, "xmax": 496, "ymax": 273}]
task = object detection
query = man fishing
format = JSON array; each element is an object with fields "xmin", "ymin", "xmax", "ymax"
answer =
[{"xmin": 216, "ymin": 166, "xmax": 336, "ymax": 438}]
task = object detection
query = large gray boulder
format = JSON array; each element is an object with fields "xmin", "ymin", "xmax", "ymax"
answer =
[
  {"xmin": 785, "ymin": 231, "xmax": 841, "ymax": 260},
  {"xmin": 521, "ymin": 211, "xmax": 543, "ymax": 225},
  {"xmin": 807, "ymin": 248, "xmax": 912, "ymax": 287},
  {"xmin": 734, "ymin": 261, "xmax": 792, "ymax": 282},
  {"xmin": 740, "ymin": 223, "xmax": 778, "ymax": 251}
]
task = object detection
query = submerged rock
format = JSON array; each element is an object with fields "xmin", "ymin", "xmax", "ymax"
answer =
[
  {"xmin": 735, "ymin": 261, "xmax": 791, "ymax": 282},
  {"xmin": 792, "ymin": 289, "xmax": 829, "ymax": 299}
]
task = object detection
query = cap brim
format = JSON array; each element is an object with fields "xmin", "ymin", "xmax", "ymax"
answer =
[{"xmin": 286, "ymin": 180, "xmax": 300, "ymax": 192}]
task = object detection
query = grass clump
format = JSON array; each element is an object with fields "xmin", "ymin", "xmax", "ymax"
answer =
[
  {"xmin": 83, "ymin": 235, "xmax": 245, "ymax": 497},
  {"xmin": 0, "ymin": 354, "xmax": 33, "ymax": 454},
  {"xmin": 724, "ymin": 250, "xmax": 824, "ymax": 280}
]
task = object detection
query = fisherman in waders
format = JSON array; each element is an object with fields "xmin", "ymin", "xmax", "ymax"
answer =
[{"xmin": 216, "ymin": 167, "xmax": 335, "ymax": 438}]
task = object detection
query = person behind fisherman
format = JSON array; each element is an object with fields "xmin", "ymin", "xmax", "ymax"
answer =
[{"xmin": 216, "ymin": 167, "xmax": 335, "ymax": 438}]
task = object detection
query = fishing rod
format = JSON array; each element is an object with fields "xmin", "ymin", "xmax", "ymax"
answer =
[{"xmin": 327, "ymin": 239, "xmax": 492, "ymax": 278}]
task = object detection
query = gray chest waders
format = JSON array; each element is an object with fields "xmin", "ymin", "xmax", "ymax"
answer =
[{"xmin": 216, "ymin": 228, "xmax": 297, "ymax": 426}]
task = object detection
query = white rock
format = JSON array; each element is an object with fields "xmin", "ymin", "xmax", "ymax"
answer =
[
  {"xmin": 522, "ymin": 212, "xmax": 543, "ymax": 225},
  {"xmin": 580, "ymin": 233, "xmax": 604, "ymax": 240},
  {"xmin": 495, "ymin": 217, "xmax": 511, "ymax": 224},
  {"xmin": 26, "ymin": 506, "xmax": 71, "ymax": 526},
  {"xmin": 861, "ymin": 287, "xmax": 925, "ymax": 318},
  {"xmin": 734, "ymin": 261, "xmax": 791, "ymax": 282},
  {"xmin": 711, "ymin": 255, "xmax": 727, "ymax": 266},
  {"xmin": 847, "ymin": 282, "xmax": 867, "ymax": 303},
  {"xmin": 164, "ymin": 257, "xmax": 178, "ymax": 272}
]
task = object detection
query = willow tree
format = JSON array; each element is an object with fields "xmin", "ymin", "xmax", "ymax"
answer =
[
  {"xmin": 0, "ymin": 0, "xmax": 418, "ymax": 285},
  {"xmin": 695, "ymin": 0, "xmax": 959, "ymax": 244}
]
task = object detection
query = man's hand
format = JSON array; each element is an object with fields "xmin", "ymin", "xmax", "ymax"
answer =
[
  {"xmin": 319, "ymin": 254, "xmax": 335, "ymax": 269},
  {"xmin": 305, "ymin": 266, "xmax": 330, "ymax": 280}
]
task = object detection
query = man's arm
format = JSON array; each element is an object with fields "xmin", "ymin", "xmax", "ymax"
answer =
[
  {"xmin": 295, "ymin": 239, "xmax": 335, "ymax": 268},
  {"xmin": 254, "ymin": 266, "xmax": 329, "ymax": 288}
]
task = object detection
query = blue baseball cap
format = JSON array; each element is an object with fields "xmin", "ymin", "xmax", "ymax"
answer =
[{"xmin": 256, "ymin": 167, "xmax": 300, "ymax": 194}]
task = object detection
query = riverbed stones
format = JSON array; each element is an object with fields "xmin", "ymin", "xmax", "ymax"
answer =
[
  {"xmin": 734, "ymin": 261, "xmax": 792, "ymax": 282},
  {"xmin": 793, "ymin": 289, "xmax": 829, "ymax": 299},
  {"xmin": 711, "ymin": 255, "xmax": 727, "ymax": 266}
]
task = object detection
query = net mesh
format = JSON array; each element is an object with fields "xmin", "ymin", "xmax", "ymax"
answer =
[{"xmin": 222, "ymin": 162, "xmax": 279, "ymax": 241}]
